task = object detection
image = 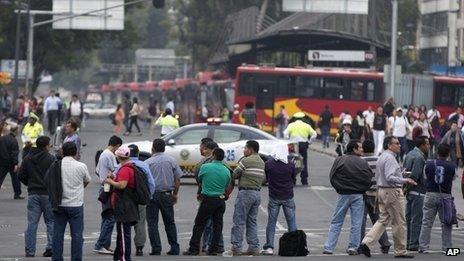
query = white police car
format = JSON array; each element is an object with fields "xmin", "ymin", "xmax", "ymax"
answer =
[{"xmin": 128, "ymin": 119, "xmax": 303, "ymax": 177}]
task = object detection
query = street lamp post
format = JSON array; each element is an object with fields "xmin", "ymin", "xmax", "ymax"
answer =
[
  {"xmin": 390, "ymin": 0, "xmax": 398, "ymax": 99},
  {"xmin": 18, "ymin": 0, "xmax": 152, "ymax": 97}
]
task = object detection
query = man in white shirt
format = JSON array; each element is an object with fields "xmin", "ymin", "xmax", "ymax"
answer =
[
  {"xmin": 166, "ymin": 98, "xmax": 175, "ymax": 113},
  {"xmin": 448, "ymin": 107, "xmax": 464, "ymax": 128},
  {"xmin": 52, "ymin": 142, "xmax": 91, "ymax": 261},
  {"xmin": 388, "ymin": 108, "xmax": 409, "ymax": 161},
  {"xmin": 68, "ymin": 94, "xmax": 83, "ymax": 127},
  {"xmin": 44, "ymin": 90, "xmax": 62, "ymax": 134},
  {"xmin": 94, "ymin": 135, "xmax": 122, "ymax": 255},
  {"xmin": 426, "ymin": 107, "xmax": 440, "ymax": 123},
  {"xmin": 363, "ymin": 106, "xmax": 375, "ymax": 129}
]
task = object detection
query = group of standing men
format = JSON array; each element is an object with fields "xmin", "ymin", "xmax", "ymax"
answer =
[{"xmin": 324, "ymin": 133, "xmax": 461, "ymax": 258}]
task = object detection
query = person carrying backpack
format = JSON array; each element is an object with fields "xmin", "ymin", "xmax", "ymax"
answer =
[
  {"xmin": 104, "ymin": 145, "xmax": 139, "ymax": 261},
  {"xmin": 419, "ymin": 143, "xmax": 457, "ymax": 253},
  {"xmin": 127, "ymin": 144, "xmax": 155, "ymax": 256}
]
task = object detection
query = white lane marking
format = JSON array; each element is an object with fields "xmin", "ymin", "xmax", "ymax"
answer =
[
  {"xmin": 309, "ymin": 186, "xmax": 334, "ymax": 191},
  {"xmin": 258, "ymin": 204, "xmax": 286, "ymax": 231},
  {"xmin": 310, "ymin": 188, "xmax": 335, "ymax": 209}
]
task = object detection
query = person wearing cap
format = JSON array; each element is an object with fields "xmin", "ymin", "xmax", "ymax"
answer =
[
  {"xmin": 388, "ymin": 107, "xmax": 409, "ymax": 161},
  {"xmin": 335, "ymin": 118, "xmax": 355, "ymax": 156},
  {"xmin": 284, "ymin": 112, "xmax": 317, "ymax": 186},
  {"xmin": 21, "ymin": 112, "xmax": 44, "ymax": 159},
  {"xmin": 127, "ymin": 144, "xmax": 155, "ymax": 256},
  {"xmin": 105, "ymin": 145, "xmax": 139, "ymax": 261},
  {"xmin": 155, "ymin": 108, "xmax": 179, "ymax": 137},
  {"xmin": 52, "ymin": 142, "xmax": 91, "ymax": 261},
  {"xmin": 0, "ymin": 122, "xmax": 22, "ymax": 199}
]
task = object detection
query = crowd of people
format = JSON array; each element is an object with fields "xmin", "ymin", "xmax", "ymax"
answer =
[
  {"xmin": 325, "ymin": 136, "xmax": 463, "ymax": 258},
  {"xmin": 1, "ymin": 90, "xmax": 464, "ymax": 260}
]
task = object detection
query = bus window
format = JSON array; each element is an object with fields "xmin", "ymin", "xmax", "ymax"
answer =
[
  {"xmin": 324, "ymin": 78, "xmax": 346, "ymax": 100},
  {"xmin": 350, "ymin": 81, "xmax": 365, "ymax": 101},
  {"xmin": 277, "ymin": 76, "xmax": 293, "ymax": 96},
  {"xmin": 238, "ymin": 73, "xmax": 256, "ymax": 96},
  {"xmin": 367, "ymin": 81, "xmax": 375, "ymax": 101},
  {"xmin": 294, "ymin": 76, "xmax": 322, "ymax": 98},
  {"xmin": 435, "ymin": 84, "xmax": 455, "ymax": 105}
]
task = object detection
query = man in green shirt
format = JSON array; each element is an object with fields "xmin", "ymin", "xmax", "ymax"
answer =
[
  {"xmin": 226, "ymin": 140, "xmax": 265, "ymax": 256},
  {"xmin": 183, "ymin": 148, "xmax": 231, "ymax": 256}
]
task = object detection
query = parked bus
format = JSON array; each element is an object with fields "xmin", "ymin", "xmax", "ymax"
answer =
[
  {"xmin": 433, "ymin": 76, "xmax": 464, "ymax": 117},
  {"xmin": 233, "ymin": 65, "xmax": 384, "ymax": 133},
  {"xmin": 232, "ymin": 65, "xmax": 464, "ymax": 133}
]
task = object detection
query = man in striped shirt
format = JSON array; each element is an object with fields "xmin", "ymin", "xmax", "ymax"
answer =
[
  {"xmin": 227, "ymin": 140, "xmax": 265, "ymax": 256},
  {"xmin": 360, "ymin": 139, "xmax": 391, "ymax": 254}
]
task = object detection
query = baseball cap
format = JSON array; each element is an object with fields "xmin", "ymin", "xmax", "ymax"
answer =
[
  {"xmin": 342, "ymin": 118, "xmax": 352, "ymax": 125},
  {"xmin": 115, "ymin": 145, "xmax": 130, "ymax": 158}
]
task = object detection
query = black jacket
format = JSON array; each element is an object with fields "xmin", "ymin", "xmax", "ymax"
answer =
[
  {"xmin": 18, "ymin": 148, "xmax": 55, "ymax": 195},
  {"xmin": 330, "ymin": 153, "xmax": 374, "ymax": 194},
  {"xmin": 44, "ymin": 160, "xmax": 63, "ymax": 212},
  {"xmin": 0, "ymin": 133, "xmax": 19, "ymax": 167}
]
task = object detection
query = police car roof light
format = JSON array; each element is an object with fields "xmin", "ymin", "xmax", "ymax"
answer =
[{"xmin": 206, "ymin": 118, "xmax": 222, "ymax": 125}]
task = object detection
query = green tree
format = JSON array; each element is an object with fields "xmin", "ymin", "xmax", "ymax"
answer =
[{"xmin": 169, "ymin": 0, "xmax": 284, "ymax": 71}]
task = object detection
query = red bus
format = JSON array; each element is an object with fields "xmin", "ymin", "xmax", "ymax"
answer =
[
  {"xmin": 433, "ymin": 76, "xmax": 464, "ymax": 117},
  {"xmin": 233, "ymin": 65, "xmax": 384, "ymax": 133}
]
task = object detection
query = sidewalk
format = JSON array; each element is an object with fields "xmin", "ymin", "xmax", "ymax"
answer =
[
  {"xmin": 309, "ymin": 139, "xmax": 464, "ymax": 218},
  {"xmin": 309, "ymin": 139, "xmax": 338, "ymax": 157}
]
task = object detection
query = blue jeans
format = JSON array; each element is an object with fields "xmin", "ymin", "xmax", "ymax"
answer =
[
  {"xmin": 263, "ymin": 197, "xmax": 297, "ymax": 249},
  {"xmin": 321, "ymin": 125, "xmax": 330, "ymax": 147},
  {"xmin": 230, "ymin": 190, "xmax": 261, "ymax": 252},
  {"xmin": 52, "ymin": 206, "xmax": 84, "ymax": 261},
  {"xmin": 25, "ymin": 194, "xmax": 54, "ymax": 255},
  {"xmin": 146, "ymin": 192, "xmax": 179, "ymax": 253},
  {"xmin": 406, "ymin": 193, "xmax": 424, "ymax": 249},
  {"xmin": 94, "ymin": 203, "xmax": 115, "ymax": 250},
  {"xmin": 202, "ymin": 217, "xmax": 224, "ymax": 251},
  {"xmin": 324, "ymin": 194, "xmax": 364, "ymax": 252}
]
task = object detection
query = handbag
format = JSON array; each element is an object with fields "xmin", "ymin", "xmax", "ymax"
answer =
[{"xmin": 434, "ymin": 160, "xmax": 458, "ymax": 226}]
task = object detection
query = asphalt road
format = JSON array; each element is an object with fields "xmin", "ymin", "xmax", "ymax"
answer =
[{"xmin": 0, "ymin": 119, "xmax": 463, "ymax": 260}]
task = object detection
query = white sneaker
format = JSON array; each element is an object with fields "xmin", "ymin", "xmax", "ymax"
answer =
[
  {"xmin": 95, "ymin": 247, "xmax": 113, "ymax": 255},
  {"xmin": 260, "ymin": 248, "xmax": 274, "ymax": 255}
]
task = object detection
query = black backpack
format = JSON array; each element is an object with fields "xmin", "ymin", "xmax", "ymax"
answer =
[
  {"xmin": 131, "ymin": 163, "xmax": 151, "ymax": 205},
  {"xmin": 278, "ymin": 230, "xmax": 309, "ymax": 256}
]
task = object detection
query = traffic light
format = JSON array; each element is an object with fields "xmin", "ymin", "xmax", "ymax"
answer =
[{"xmin": 152, "ymin": 0, "xmax": 165, "ymax": 9}]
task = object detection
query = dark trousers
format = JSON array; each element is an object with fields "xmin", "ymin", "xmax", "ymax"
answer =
[
  {"xmin": 361, "ymin": 195, "xmax": 391, "ymax": 248},
  {"xmin": 52, "ymin": 206, "xmax": 84, "ymax": 261},
  {"xmin": 189, "ymin": 197, "xmax": 226, "ymax": 253},
  {"xmin": 298, "ymin": 142, "xmax": 309, "ymax": 184},
  {"xmin": 114, "ymin": 222, "xmax": 131, "ymax": 261},
  {"xmin": 406, "ymin": 193, "xmax": 424, "ymax": 250},
  {"xmin": 397, "ymin": 137, "xmax": 408, "ymax": 161},
  {"xmin": 47, "ymin": 110, "xmax": 58, "ymax": 134},
  {"xmin": 146, "ymin": 192, "xmax": 179, "ymax": 253},
  {"xmin": 0, "ymin": 165, "xmax": 21, "ymax": 196},
  {"xmin": 127, "ymin": 116, "xmax": 141, "ymax": 133}
]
